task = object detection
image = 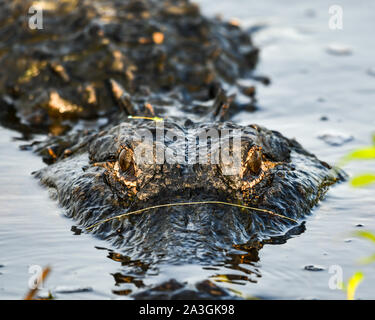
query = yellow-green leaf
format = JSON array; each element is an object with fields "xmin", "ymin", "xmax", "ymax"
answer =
[
  {"xmin": 350, "ymin": 174, "xmax": 375, "ymax": 187},
  {"xmin": 211, "ymin": 275, "xmax": 231, "ymax": 283},
  {"xmin": 372, "ymin": 133, "xmax": 375, "ymax": 146},
  {"xmin": 355, "ymin": 231, "xmax": 375, "ymax": 244},
  {"xmin": 338, "ymin": 146, "xmax": 375, "ymax": 167},
  {"xmin": 359, "ymin": 254, "xmax": 375, "ymax": 265},
  {"xmin": 347, "ymin": 272, "xmax": 364, "ymax": 300},
  {"xmin": 346, "ymin": 147, "xmax": 375, "ymax": 160}
]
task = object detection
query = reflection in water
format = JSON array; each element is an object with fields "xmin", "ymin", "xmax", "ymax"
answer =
[
  {"xmin": 102, "ymin": 221, "xmax": 306, "ymax": 298},
  {"xmin": 112, "ymin": 273, "xmax": 145, "ymax": 296},
  {"xmin": 106, "ymin": 250, "xmax": 150, "ymax": 296}
]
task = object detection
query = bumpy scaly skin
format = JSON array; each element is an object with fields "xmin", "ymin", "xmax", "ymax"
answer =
[
  {"xmin": 1, "ymin": 0, "xmax": 344, "ymax": 297},
  {"xmin": 34, "ymin": 119, "xmax": 342, "ymax": 264},
  {"xmin": 0, "ymin": 0, "xmax": 258, "ymax": 134}
]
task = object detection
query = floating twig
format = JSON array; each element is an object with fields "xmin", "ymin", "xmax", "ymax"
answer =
[
  {"xmin": 24, "ymin": 266, "xmax": 51, "ymax": 300},
  {"xmin": 127, "ymin": 115, "xmax": 163, "ymax": 122},
  {"xmin": 86, "ymin": 201, "xmax": 297, "ymax": 231}
]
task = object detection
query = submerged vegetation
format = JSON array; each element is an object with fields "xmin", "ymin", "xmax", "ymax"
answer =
[
  {"xmin": 342, "ymin": 271, "xmax": 364, "ymax": 300},
  {"xmin": 339, "ymin": 134, "xmax": 375, "ymax": 299},
  {"xmin": 344, "ymin": 231, "xmax": 375, "ymax": 300}
]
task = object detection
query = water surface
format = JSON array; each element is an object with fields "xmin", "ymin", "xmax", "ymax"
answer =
[{"xmin": 1, "ymin": 0, "xmax": 375, "ymax": 299}]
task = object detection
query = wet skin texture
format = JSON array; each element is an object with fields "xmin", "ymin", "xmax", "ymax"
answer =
[
  {"xmin": 34, "ymin": 119, "xmax": 342, "ymax": 266},
  {"xmin": 1, "ymin": 0, "xmax": 343, "ymax": 298},
  {"xmin": 0, "ymin": 0, "xmax": 258, "ymax": 136}
]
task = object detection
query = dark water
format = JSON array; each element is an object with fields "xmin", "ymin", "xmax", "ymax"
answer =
[{"xmin": 1, "ymin": 0, "xmax": 375, "ymax": 299}]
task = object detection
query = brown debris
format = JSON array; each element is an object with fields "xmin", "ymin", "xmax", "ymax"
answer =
[
  {"xmin": 112, "ymin": 50, "xmax": 125, "ymax": 71},
  {"xmin": 84, "ymin": 84, "xmax": 97, "ymax": 105},
  {"xmin": 144, "ymin": 102, "xmax": 155, "ymax": 116},
  {"xmin": 50, "ymin": 62, "xmax": 70, "ymax": 82},
  {"xmin": 48, "ymin": 91, "xmax": 83, "ymax": 116},
  {"xmin": 152, "ymin": 32, "xmax": 164, "ymax": 44},
  {"xmin": 24, "ymin": 266, "xmax": 51, "ymax": 300},
  {"xmin": 47, "ymin": 147, "xmax": 57, "ymax": 159}
]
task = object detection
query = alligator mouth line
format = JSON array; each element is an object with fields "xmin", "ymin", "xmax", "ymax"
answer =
[{"xmin": 85, "ymin": 200, "xmax": 298, "ymax": 231}]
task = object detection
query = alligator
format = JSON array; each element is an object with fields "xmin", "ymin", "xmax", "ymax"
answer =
[
  {"xmin": 34, "ymin": 118, "xmax": 341, "ymax": 256},
  {"xmin": 0, "ymin": 0, "xmax": 343, "ymax": 299},
  {"xmin": 30, "ymin": 116, "xmax": 343, "ymax": 298},
  {"xmin": 0, "ymin": 0, "xmax": 259, "ymax": 136}
]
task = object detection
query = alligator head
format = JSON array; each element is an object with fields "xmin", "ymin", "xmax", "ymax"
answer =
[{"xmin": 34, "ymin": 119, "xmax": 343, "ymax": 265}]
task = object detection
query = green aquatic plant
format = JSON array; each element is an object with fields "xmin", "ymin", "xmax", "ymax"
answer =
[
  {"xmin": 337, "ymin": 135, "xmax": 375, "ymax": 299},
  {"xmin": 341, "ymin": 230, "xmax": 375, "ymax": 300},
  {"xmin": 355, "ymin": 231, "xmax": 375, "ymax": 265},
  {"xmin": 350, "ymin": 174, "xmax": 375, "ymax": 187},
  {"xmin": 339, "ymin": 133, "xmax": 375, "ymax": 187},
  {"xmin": 340, "ymin": 272, "xmax": 364, "ymax": 300}
]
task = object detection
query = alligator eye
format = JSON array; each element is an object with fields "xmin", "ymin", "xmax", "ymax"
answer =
[
  {"xmin": 243, "ymin": 146, "xmax": 262, "ymax": 177},
  {"xmin": 118, "ymin": 148, "xmax": 134, "ymax": 173}
]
